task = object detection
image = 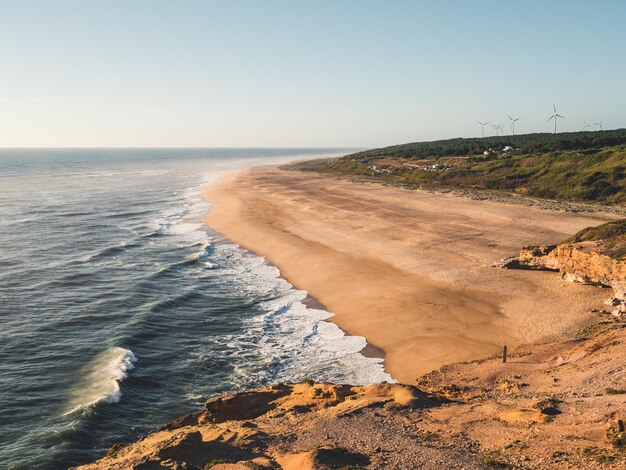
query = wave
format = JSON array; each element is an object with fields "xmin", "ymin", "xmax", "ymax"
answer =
[
  {"xmin": 82, "ymin": 240, "xmax": 143, "ymax": 263},
  {"xmin": 255, "ymin": 288, "xmax": 393, "ymax": 385},
  {"xmin": 65, "ymin": 347, "xmax": 137, "ymax": 414},
  {"xmin": 103, "ymin": 209, "xmax": 155, "ymax": 220},
  {"xmin": 82, "ymin": 245, "xmax": 127, "ymax": 262},
  {"xmin": 206, "ymin": 242, "xmax": 393, "ymax": 386}
]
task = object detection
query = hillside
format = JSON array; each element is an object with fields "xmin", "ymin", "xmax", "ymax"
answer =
[
  {"xmin": 348, "ymin": 129, "xmax": 626, "ymax": 159},
  {"xmin": 294, "ymin": 130, "xmax": 626, "ymax": 204}
]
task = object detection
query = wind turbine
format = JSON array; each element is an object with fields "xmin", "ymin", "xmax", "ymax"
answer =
[
  {"xmin": 547, "ymin": 104, "xmax": 564, "ymax": 134},
  {"xmin": 476, "ymin": 120, "xmax": 490, "ymax": 138},
  {"xmin": 593, "ymin": 118, "xmax": 604, "ymax": 130},
  {"xmin": 582, "ymin": 120, "xmax": 591, "ymax": 131},
  {"xmin": 507, "ymin": 114, "xmax": 521, "ymax": 135},
  {"xmin": 492, "ymin": 123, "xmax": 504, "ymax": 136}
]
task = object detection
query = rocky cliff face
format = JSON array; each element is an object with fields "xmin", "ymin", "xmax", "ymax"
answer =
[{"xmin": 497, "ymin": 239, "xmax": 626, "ymax": 318}]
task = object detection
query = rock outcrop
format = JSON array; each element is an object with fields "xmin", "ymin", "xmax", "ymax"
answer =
[
  {"xmin": 495, "ymin": 220, "xmax": 626, "ymax": 318},
  {"xmin": 74, "ymin": 383, "xmax": 455, "ymax": 470}
]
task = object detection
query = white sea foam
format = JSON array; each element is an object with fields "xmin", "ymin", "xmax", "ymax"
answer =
[
  {"xmin": 208, "ymin": 242, "xmax": 394, "ymax": 386},
  {"xmin": 65, "ymin": 347, "xmax": 137, "ymax": 414}
]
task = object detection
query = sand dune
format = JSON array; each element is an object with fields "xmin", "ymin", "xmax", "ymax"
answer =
[{"xmin": 203, "ymin": 166, "xmax": 616, "ymax": 383}]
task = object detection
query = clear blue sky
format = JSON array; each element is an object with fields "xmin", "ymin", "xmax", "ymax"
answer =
[{"xmin": 1, "ymin": 0, "xmax": 624, "ymax": 147}]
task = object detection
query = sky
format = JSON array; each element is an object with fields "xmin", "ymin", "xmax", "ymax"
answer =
[{"xmin": 0, "ymin": 0, "xmax": 625, "ymax": 148}]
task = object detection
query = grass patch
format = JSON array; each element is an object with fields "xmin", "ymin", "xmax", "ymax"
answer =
[
  {"xmin": 581, "ymin": 446, "xmax": 619, "ymax": 463},
  {"xmin": 482, "ymin": 456, "xmax": 509, "ymax": 467},
  {"xmin": 204, "ymin": 459, "xmax": 228, "ymax": 468},
  {"xmin": 105, "ymin": 443, "xmax": 126, "ymax": 458}
]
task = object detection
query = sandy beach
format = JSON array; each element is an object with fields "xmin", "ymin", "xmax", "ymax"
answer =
[{"xmin": 203, "ymin": 166, "xmax": 616, "ymax": 384}]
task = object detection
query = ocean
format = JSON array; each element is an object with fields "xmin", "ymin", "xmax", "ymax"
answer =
[{"xmin": 0, "ymin": 149, "xmax": 391, "ymax": 469}]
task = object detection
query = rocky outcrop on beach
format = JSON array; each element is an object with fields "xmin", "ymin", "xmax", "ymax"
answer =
[
  {"xmin": 494, "ymin": 220, "xmax": 626, "ymax": 319},
  {"xmin": 76, "ymin": 320, "xmax": 626, "ymax": 470}
]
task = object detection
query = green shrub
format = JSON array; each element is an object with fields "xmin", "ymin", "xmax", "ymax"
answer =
[{"xmin": 483, "ymin": 457, "xmax": 509, "ymax": 468}]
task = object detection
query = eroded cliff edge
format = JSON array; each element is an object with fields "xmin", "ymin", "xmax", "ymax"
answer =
[{"xmin": 495, "ymin": 219, "xmax": 626, "ymax": 318}]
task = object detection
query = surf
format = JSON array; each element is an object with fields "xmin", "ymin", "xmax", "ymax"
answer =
[{"xmin": 65, "ymin": 347, "xmax": 137, "ymax": 415}]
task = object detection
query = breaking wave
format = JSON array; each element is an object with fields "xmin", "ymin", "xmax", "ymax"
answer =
[{"xmin": 65, "ymin": 347, "xmax": 137, "ymax": 414}]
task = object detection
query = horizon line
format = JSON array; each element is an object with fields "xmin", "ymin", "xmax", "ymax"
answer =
[{"xmin": 0, "ymin": 146, "xmax": 362, "ymax": 150}]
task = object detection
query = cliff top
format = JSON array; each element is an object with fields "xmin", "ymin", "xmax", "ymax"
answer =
[{"xmin": 76, "ymin": 321, "xmax": 625, "ymax": 470}]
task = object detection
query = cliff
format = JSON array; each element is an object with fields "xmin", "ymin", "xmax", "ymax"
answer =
[
  {"xmin": 75, "ymin": 320, "xmax": 625, "ymax": 470},
  {"xmin": 495, "ymin": 219, "xmax": 626, "ymax": 318}
]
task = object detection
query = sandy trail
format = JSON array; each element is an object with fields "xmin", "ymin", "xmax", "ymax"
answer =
[{"xmin": 203, "ymin": 166, "xmax": 616, "ymax": 383}]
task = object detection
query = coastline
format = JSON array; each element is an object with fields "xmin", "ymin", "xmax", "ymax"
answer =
[
  {"xmin": 202, "ymin": 165, "xmax": 617, "ymax": 384},
  {"xmin": 299, "ymin": 293, "xmax": 385, "ymax": 360}
]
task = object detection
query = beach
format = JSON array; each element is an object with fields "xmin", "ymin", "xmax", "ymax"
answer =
[{"xmin": 203, "ymin": 165, "xmax": 616, "ymax": 384}]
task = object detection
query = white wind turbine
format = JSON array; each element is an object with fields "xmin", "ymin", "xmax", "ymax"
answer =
[
  {"xmin": 492, "ymin": 122, "xmax": 504, "ymax": 136},
  {"xmin": 507, "ymin": 114, "xmax": 521, "ymax": 135},
  {"xmin": 593, "ymin": 118, "xmax": 604, "ymax": 130},
  {"xmin": 582, "ymin": 120, "xmax": 592, "ymax": 131},
  {"xmin": 476, "ymin": 120, "xmax": 490, "ymax": 138},
  {"xmin": 547, "ymin": 104, "xmax": 564, "ymax": 134}
]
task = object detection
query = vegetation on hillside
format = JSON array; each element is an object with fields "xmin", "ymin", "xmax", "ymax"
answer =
[
  {"xmin": 567, "ymin": 219, "xmax": 626, "ymax": 259},
  {"xmin": 349, "ymin": 129, "xmax": 626, "ymax": 160},
  {"xmin": 297, "ymin": 130, "xmax": 626, "ymax": 204}
]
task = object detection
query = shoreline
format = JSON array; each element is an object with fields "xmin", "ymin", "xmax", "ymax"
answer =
[
  {"xmin": 205, "ymin": 221, "xmax": 389, "ymax": 372},
  {"xmin": 202, "ymin": 168, "xmax": 390, "ymax": 369},
  {"xmin": 202, "ymin": 165, "xmax": 617, "ymax": 384},
  {"xmin": 299, "ymin": 293, "xmax": 385, "ymax": 360}
]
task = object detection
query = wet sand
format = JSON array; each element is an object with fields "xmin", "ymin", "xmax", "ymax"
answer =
[{"xmin": 203, "ymin": 166, "xmax": 616, "ymax": 384}]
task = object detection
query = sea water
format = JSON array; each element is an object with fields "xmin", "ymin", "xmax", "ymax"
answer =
[{"xmin": 0, "ymin": 149, "xmax": 391, "ymax": 469}]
